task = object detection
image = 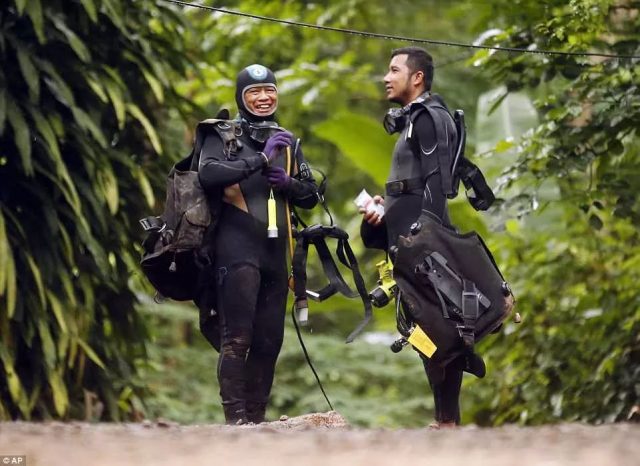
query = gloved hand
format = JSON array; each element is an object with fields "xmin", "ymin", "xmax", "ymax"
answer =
[
  {"xmin": 263, "ymin": 131, "xmax": 293, "ymax": 162},
  {"xmin": 264, "ymin": 166, "xmax": 291, "ymax": 190}
]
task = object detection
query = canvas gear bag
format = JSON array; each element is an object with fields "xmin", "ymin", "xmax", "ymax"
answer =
[{"xmin": 139, "ymin": 118, "xmax": 240, "ymax": 301}]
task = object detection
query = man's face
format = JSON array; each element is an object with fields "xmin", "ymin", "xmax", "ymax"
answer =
[
  {"xmin": 383, "ymin": 54, "xmax": 416, "ymax": 105},
  {"xmin": 243, "ymin": 85, "xmax": 278, "ymax": 117}
]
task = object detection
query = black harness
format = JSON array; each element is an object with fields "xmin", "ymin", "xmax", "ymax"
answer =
[{"xmin": 291, "ymin": 223, "xmax": 372, "ymax": 343}]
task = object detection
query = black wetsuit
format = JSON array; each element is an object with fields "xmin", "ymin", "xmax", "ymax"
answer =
[
  {"xmin": 198, "ymin": 120, "xmax": 317, "ymax": 423},
  {"xmin": 365, "ymin": 94, "xmax": 464, "ymax": 424}
]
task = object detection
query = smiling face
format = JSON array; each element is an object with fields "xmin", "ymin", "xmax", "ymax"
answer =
[
  {"xmin": 243, "ymin": 85, "xmax": 278, "ymax": 117},
  {"xmin": 383, "ymin": 54, "xmax": 424, "ymax": 106}
]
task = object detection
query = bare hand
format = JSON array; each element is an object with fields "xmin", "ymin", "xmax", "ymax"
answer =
[{"xmin": 358, "ymin": 195, "xmax": 385, "ymax": 226}]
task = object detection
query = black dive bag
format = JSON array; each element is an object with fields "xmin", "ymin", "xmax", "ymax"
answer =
[
  {"xmin": 393, "ymin": 214, "xmax": 515, "ymax": 367},
  {"xmin": 139, "ymin": 118, "xmax": 236, "ymax": 301}
]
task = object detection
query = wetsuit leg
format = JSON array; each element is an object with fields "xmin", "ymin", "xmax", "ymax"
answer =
[
  {"xmin": 423, "ymin": 356, "xmax": 464, "ymax": 424},
  {"xmin": 245, "ymin": 240, "xmax": 288, "ymax": 423},
  {"xmin": 216, "ymin": 261, "xmax": 261, "ymax": 424}
]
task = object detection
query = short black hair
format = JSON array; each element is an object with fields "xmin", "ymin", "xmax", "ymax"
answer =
[{"xmin": 391, "ymin": 46, "xmax": 434, "ymax": 91}]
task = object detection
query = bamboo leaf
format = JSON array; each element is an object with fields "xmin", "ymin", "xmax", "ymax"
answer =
[
  {"xmin": 59, "ymin": 271, "xmax": 77, "ymax": 308},
  {"xmin": 76, "ymin": 338, "xmax": 106, "ymax": 370},
  {"xmin": 33, "ymin": 161, "xmax": 82, "ymax": 219},
  {"xmin": 37, "ymin": 320, "xmax": 57, "ymax": 370},
  {"xmin": 38, "ymin": 59, "xmax": 76, "ymax": 107},
  {"xmin": 25, "ymin": 0, "xmax": 45, "ymax": 44},
  {"xmin": 16, "ymin": 45, "xmax": 40, "ymax": 100},
  {"xmin": 46, "ymin": 291, "xmax": 69, "ymax": 334},
  {"xmin": 48, "ymin": 369, "xmax": 69, "ymax": 417},
  {"xmin": 29, "ymin": 108, "xmax": 62, "ymax": 164},
  {"xmin": 98, "ymin": 165, "xmax": 120, "ymax": 214},
  {"xmin": 0, "ymin": 209, "xmax": 8, "ymax": 296},
  {"xmin": 2, "ymin": 238, "xmax": 17, "ymax": 319},
  {"xmin": 0, "ymin": 346, "xmax": 29, "ymax": 417},
  {"xmin": 86, "ymin": 75, "xmax": 109, "ymax": 103},
  {"xmin": 25, "ymin": 253, "xmax": 46, "ymax": 309},
  {"xmin": 141, "ymin": 67, "xmax": 164, "ymax": 103},
  {"xmin": 103, "ymin": 79, "xmax": 126, "ymax": 130},
  {"xmin": 132, "ymin": 165, "xmax": 155, "ymax": 208},
  {"xmin": 51, "ymin": 16, "xmax": 91, "ymax": 63},
  {"xmin": 80, "ymin": 0, "xmax": 98, "ymax": 22},
  {"xmin": 71, "ymin": 107, "xmax": 107, "ymax": 148},
  {"xmin": 0, "ymin": 88, "xmax": 6, "ymax": 134},
  {"xmin": 57, "ymin": 222, "xmax": 75, "ymax": 266},
  {"xmin": 127, "ymin": 103, "xmax": 162, "ymax": 154},
  {"xmin": 15, "ymin": 0, "xmax": 27, "ymax": 16},
  {"xmin": 27, "ymin": 382, "xmax": 42, "ymax": 413},
  {"xmin": 6, "ymin": 97, "xmax": 33, "ymax": 175}
]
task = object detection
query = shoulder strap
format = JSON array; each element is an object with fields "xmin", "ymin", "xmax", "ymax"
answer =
[{"xmin": 414, "ymin": 99, "xmax": 456, "ymax": 197}]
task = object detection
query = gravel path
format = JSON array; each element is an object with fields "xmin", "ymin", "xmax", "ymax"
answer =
[{"xmin": 1, "ymin": 412, "xmax": 638, "ymax": 466}]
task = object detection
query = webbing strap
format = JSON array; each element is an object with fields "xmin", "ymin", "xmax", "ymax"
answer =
[
  {"xmin": 291, "ymin": 224, "xmax": 372, "ymax": 343},
  {"xmin": 460, "ymin": 279, "xmax": 479, "ymax": 349}
]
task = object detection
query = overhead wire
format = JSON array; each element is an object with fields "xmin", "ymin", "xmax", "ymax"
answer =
[{"xmin": 159, "ymin": 0, "xmax": 640, "ymax": 60}]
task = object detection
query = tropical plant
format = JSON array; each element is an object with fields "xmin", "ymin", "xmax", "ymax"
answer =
[{"xmin": 0, "ymin": 0, "xmax": 194, "ymax": 420}]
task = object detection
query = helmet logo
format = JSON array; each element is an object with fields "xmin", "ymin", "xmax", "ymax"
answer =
[{"xmin": 247, "ymin": 64, "xmax": 268, "ymax": 80}]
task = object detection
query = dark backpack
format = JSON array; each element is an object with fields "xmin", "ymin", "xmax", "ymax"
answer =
[{"xmin": 139, "ymin": 117, "xmax": 240, "ymax": 301}]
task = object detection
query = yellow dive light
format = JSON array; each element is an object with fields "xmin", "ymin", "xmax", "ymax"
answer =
[{"xmin": 267, "ymin": 189, "xmax": 278, "ymax": 238}]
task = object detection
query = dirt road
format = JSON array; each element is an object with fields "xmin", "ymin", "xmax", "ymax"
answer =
[{"xmin": 1, "ymin": 412, "xmax": 638, "ymax": 466}]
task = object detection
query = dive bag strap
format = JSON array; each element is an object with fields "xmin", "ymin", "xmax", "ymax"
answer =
[{"xmin": 459, "ymin": 279, "xmax": 479, "ymax": 349}]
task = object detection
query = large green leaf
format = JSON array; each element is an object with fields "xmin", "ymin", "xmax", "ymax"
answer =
[{"xmin": 313, "ymin": 111, "xmax": 395, "ymax": 187}]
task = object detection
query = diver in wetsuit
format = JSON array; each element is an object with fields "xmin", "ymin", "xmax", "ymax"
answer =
[
  {"xmin": 197, "ymin": 64, "xmax": 318, "ymax": 425},
  {"xmin": 360, "ymin": 47, "xmax": 483, "ymax": 428}
]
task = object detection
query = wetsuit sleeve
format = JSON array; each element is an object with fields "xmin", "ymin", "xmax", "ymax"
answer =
[
  {"xmin": 413, "ymin": 111, "xmax": 449, "ymax": 222},
  {"xmin": 198, "ymin": 133, "xmax": 267, "ymax": 192},
  {"xmin": 282, "ymin": 145, "xmax": 318, "ymax": 210}
]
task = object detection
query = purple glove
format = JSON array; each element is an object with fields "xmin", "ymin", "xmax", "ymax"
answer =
[
  {"xmin": 264, "ymin": 166, "xmax": 291, "ymax": 190},
  {"xmin": 263, "ymin": 131, "xmax": 293, "ymax": 162}
]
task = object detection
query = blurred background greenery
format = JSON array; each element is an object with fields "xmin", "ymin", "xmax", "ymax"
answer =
[{"xmin": 0, "ymin": 0, "xmax": 638, "ymax": 427}]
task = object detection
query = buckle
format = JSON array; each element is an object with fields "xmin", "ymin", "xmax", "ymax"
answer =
[
  {"xmin": 139, "ymin": 217, "xmax": 165, "ymax": 232},
  {"xmin": 386, "ymin": 180, "xmax": 407, "ymax": 195}
]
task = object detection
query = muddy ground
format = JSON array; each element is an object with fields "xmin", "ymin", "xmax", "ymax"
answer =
[{"xmin": 1, "ymin": 412, "xmax": 638, "ymax": 466}]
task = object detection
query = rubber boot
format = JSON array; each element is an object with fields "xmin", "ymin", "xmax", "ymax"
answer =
[
  {"xmin": 246, "ymin": 401, "xmax": 267, "ymax": 424},
  {"xmin": 223, "ymin": 401, "xmax": 247, "ymax": 425}
]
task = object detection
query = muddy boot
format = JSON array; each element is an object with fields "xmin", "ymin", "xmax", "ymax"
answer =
[
  {"xmin": 246, "ymin": 401, "xmax": 267, "ymax": 424},
  {"xmin": 223, "ymin": 401, "xmax": 247, "ymax": 425}
]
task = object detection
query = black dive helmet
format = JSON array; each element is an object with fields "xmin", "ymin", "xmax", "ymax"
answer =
[{"xmin": 235, "ymin": 64, "xmax": 280, "ymax": 142}]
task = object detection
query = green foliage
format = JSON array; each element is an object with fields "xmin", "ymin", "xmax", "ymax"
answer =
[
  {"xmin": 465, "ymin": 0, "xmax": 640, "ymax": 424},
  {"xmin": 0, "ymin": 0, "xmax": 194, "ymax": 419}
]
